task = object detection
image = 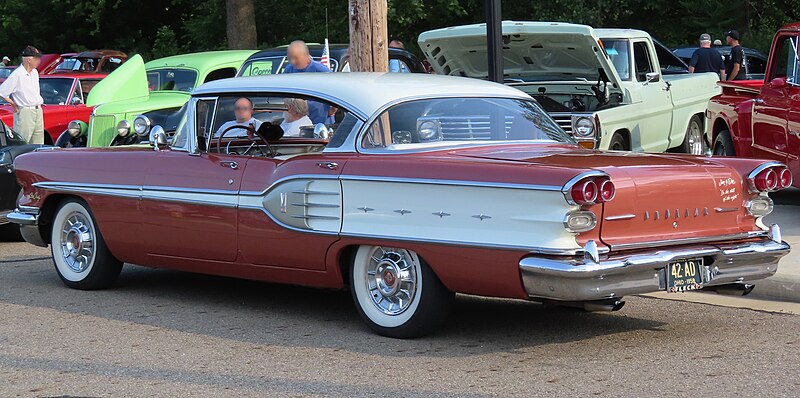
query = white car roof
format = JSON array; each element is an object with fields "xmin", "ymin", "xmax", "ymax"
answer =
[
  {"xmin": 192, "ymin": 72, "xmax": 530, "ymax": 119},
  {"xmin": 595, "ymin": 28, "xmax": 651, "ymax": 39}
]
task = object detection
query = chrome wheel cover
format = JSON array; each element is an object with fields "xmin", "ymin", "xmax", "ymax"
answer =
[
  {"xmin": 687, "ymin": 120, "xmax": 704, "ymax": 155},
  {"xmin": 364, "ymin": 247, "xmax": 417, "ymax": 316},
  {"xmin": 58, "ymin": 212, "xmax": 95, "ymax": 274}
]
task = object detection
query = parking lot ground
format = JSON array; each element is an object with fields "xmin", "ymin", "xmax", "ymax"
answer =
[
  {"xmin": 756, "ymin": 188, "xmax": 800, "ymax": 302},
  {"xmin": 1, "ymin": 243, "xmax": 800, "ymax": 397}
]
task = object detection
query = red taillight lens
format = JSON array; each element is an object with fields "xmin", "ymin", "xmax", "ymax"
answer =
[
  {"xmin": 754, "ymin": 168, "xmax": 778, "ymax": 191},
  {"xmin": 571, "ymin": 179, "xmax": 598, "ymax": 205},
  {"xmin": 778, "ymin": 167, "xmax": 793, "ymax": 189},
  {"xmin": 598, "ymin": 179, "xmax": 616, "ymax": 202}
]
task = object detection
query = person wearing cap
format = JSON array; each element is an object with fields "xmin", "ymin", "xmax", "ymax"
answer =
[
  {"xmin": 1, "ymin": 56, "xmax": 10, "ymax": 66},
  {"xmin": 0, "ymin": 46, "xmax": 44, "ymax": 144},
  {"xmin": 688, "ymin": 33, "xmax": 725, "ymax": 79},
  {"xmin": 725, "ymin": 30, "xmax": 745, "ymax": 80}
]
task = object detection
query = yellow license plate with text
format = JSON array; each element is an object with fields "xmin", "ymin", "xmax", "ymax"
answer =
[{"xmin": 667, "ymin": 258, "xmax": 704, "ymax": 293}]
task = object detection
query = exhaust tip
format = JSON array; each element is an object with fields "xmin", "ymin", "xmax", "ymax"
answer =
[{"xmin": 703, "ymin": 283, "xmax": 755, "ymax": 296}]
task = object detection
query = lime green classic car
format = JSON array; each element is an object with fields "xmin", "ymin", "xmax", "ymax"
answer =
[{"xmin": 82, "ymin": 50, "xmax": 256, "ymax": 147}]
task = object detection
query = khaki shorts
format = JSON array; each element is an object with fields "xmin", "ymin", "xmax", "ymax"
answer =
[{"xmin": 13, "ymin": 107, "xmax": 45, "ymax": 145}]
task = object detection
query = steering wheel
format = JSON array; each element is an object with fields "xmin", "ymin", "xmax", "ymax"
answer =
[{"xmin": 215, "ymin": 123, "xmax": 272, "ymax": 157}]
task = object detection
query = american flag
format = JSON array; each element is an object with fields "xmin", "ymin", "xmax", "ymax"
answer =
[{"xmin": 320, "ymin": 38, "xmax": 331, "ymax": 69}]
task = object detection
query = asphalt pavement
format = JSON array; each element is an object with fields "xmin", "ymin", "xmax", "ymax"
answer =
[{"xmin": 1, "ymin": 243, "xmax": 799, "ymax": 397}]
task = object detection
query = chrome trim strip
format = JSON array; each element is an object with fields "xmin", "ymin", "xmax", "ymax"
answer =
[
  {"xmin": 33, "ymin": 181, "xmax": 141, "ymax": 199},
  {"xmin": 143, "ymin": 185, "xmax": 238, "ymax": 195},
  {"xmin": 17, "ymin": 205, "xmax": 39, "ymax": 215},
  {"xmin": 714, "ymin": 207, "xmax": 739, "ymax": 213},
  {"xmin": 609, "ymin": 231, "xmax": 768, "ymax": 251},
  {"xmin": 7, "ymin": 211, "xmax": 38, "ymax": 226},
  {"xmin": 340, "ymin": 175, "xmax": 562, "ymax": 192},
  {"xmin": 604, "ymin": 214, "xmax": 636, "ymax": 221}
]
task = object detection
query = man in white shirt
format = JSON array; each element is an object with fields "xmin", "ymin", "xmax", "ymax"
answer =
[
  {"xmin": 280, "ymin": 98, "xmax": 313, "ymax": 137},
  {"xmin": 0, "ymin": 46, "xmax": 44, "ymax": 144},
  {"xmin": 214, "ymin": 97, "xmax": 261, "ymax": 138}
]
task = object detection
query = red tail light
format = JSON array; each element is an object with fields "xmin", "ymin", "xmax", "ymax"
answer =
[
  {"xmin": 748, "ymin": 164, "xmax": 792, "ymax": 192},
  {"xmin": 566, "ymin": 174, "xmax": 615, "ymax": 205}
]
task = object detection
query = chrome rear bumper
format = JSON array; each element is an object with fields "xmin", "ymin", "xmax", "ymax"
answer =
[{"xmin": 520, "ymin": 225, "xmax": 790, "ymax": 302}]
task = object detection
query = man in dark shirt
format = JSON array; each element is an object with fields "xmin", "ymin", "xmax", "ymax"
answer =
[
  {"xmin": 283, "ymin": 40, "xmax": 334, "ymax": 124},
  {"xmin": 689, "ymin": 33, "xmax": 725, "ymax": 79},
  {"xmin": 725, "ymin": 30, "xmax": 745, "ymax": 80}
]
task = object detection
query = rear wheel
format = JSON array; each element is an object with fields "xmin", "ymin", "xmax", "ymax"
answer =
[
  {"xmin": 350, "ymin": 245, "xmax": 454, "ymax": 338},
  {"xmin": 50, "ymin": 199, "xmax": 123, "ymax": 290},
  {"xmin": 713, "ymin": 130, "xmax": 736, "ymax": 156},
  {"xmin": 680, "ymin": 116, "xmax": 705, "ymax": 155}
]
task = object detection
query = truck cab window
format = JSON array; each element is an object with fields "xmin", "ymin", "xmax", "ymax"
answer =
[
  {"xmin": 771, "ymin": 35, "xmax": 799, "ymax": 84},
  {"xmin": 633, "ymin": 41, "xmax": 654, "ymax": 82}
]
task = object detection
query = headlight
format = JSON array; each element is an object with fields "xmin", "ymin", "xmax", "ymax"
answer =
[
  {"xmin": 417, "ymin": 120, "xmax": 441, "ymax": 141},
  {"xmin": 133, "ymin": 115, "xmax": 151, "ymax": 136},
  {"xmin": 573, "ymin": 117, "xmax": 594, "ymax": 137},
  {"xmin": 67, "ymin": 120, "xmax": 82, "ymax": 137},
  {"xmin": 117, "ymin": 120, "xmax": 131, "ymax": 137}
]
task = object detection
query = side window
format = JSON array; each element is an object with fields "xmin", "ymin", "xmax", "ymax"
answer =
[
  {"xmin": 633, "ymin": 41, "xmax": 655, "ymax": 82},
  {"xmin": 747, "ymin": 56, "xmax": 767, "ymax": 75},
  {"xmin": 771, "ymin": 35, "xmax": 799, "ymax": 85},
  {"xmin": 204, "ymin": 67, "xmax": 237, "ymax": 83},
  {"xmin": 79, "ymin": 80, "xmax": 100, "ymax": 102},
  {"xmin": 389, "ymin": 59, "xmax": 411, "ymax": 73}
]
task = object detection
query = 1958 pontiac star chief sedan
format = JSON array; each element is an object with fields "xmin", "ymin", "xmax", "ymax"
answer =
[{"xmin": 8, "ymin": 73, "xmax": 792, "ymax": 338}]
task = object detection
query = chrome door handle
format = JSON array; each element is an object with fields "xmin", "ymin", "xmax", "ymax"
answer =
[
  {"xmin": 754, "ymin": 98, "xmax": 765, "ymax": 104},
  {"xmin": 317, "ymin": 162, "xmax": 338, "ymax": 170},
  {"xmin": 220, "ymin": 161, "xmax": 238, "ymax": 169}
]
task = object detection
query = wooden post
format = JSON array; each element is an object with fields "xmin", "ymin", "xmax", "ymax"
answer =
[{"xmin": 348, "ymin": 0, "xmax": 389, "ymax": 72}]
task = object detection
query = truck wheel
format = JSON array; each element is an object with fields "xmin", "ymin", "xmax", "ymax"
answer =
[
  {"xmin": 51, "ymin": 199, "xmax": 123, "ymax": 290},
  {"xmin": 609, "ymin": 133, "xmax": 627, "ymax": 151},
  {"xmin": 680, "ymin": 116, "xmax": 705, "ymax": 155},
  {"xmin": 350, "ymin": 245, "xmax": 454, "ymax": 338},
  {"xmin": 713, "ymin": 130, "xmax": 736, "ymax": 156}
]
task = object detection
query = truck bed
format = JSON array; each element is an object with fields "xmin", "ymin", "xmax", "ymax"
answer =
[{"xmin": 717, "ymin": 80, "xmax": 763, "ymax": 96}]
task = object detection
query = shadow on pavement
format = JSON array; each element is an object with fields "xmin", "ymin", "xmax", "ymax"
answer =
[{"xmin": 0, "ymin": 261, "xmax": 666, "ymax": 358}]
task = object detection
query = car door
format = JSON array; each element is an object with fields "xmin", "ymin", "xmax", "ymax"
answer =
[
  {"xmin": 141, "ymin": 97, "xmax": 246, "ymax": 262},
  {"xmin": 752, "ymin": 34, "xmax": 797, "ymax": 162},
  {"xmin": 781, "ymin": 35, "xmax": 800, "ymax": 178},
  {"xmin": 630, "ymin": 40, "xmax": 674, "ymax": 152}
]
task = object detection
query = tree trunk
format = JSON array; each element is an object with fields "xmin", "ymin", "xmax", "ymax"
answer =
[
  {"xmin": 348, "ymin": 0, "xmax": 388, "ymax": 72},
  {"xmin": 226, "ymin": 0, "xmax": 257, "ymax": 49}
]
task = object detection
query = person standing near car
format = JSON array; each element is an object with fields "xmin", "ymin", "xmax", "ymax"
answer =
[
  {"xmin": 725, "ymin": 30, "xmax": 745, "ymax": 80},
  {"xmin": 284, "ymin": 41, "xmax": 334, "ymax": 124},
  {"xmin": 1, "ymin": 56, "xmax": 10, "ymax": 66},
  {"xmin": 688, "ymin": 33, "xmax": 725, "ymax": 79},
  {"xmin": 0, "ymin": 46, "xmax": 44, "ymax": 144}
]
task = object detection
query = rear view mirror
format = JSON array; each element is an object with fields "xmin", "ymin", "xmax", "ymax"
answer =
[
  {"xmin": 149, "ymin": 125, "xmax": 168, "ymax": 150},
  {"xmin": 645, "ymin": 72, "xmax": 661, "ymax": 84}
]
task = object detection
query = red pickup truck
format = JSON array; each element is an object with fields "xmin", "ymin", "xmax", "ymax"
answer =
[{"xmin": 707, "ymin": 23, "xmax": 800, "ymax": 186}]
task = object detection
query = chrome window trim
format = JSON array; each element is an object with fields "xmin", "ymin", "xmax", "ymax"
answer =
[
  {"xmin": 191, "ymin": 88, "xmax": 367, "ymax": 120},
  {"xmin": 339, "ymin": 175, "xmax": 563, "ymax": 192},
  {"xmin": 355, "ymin": 94, "xmax": 539, "ymax": 154},
  {"xmin": 189, "ymin": 96, "xmax": 218, "ymax": 154},
  {"xmin": 323, "ymin": 119, "xmax": 363, "ymax": 153}
]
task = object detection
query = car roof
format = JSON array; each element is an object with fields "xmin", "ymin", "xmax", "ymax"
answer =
[
  {"xmin": 145, "ymin": 50, "xmax": 257, "ymax": 71},
  {"xmin": 193, "ymin": 72, "xmax": 529, "ymax": 118},
  {"xmin": 72, "ymin": 50, "xmax": 127, "ymax": 58},
  {"xmin": 594, "ymin": 28, "xmax": 651, "ymax": 39},
  {"xmin": 44, "ymin": 72, "xmax": 107, "ymax": 79}
]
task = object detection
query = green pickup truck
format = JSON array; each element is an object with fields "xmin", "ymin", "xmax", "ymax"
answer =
[{"xmin": 75, "ymin": 50, "xmax": 255, "ymax": 147}]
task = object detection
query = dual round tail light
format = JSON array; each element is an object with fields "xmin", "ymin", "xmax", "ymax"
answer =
[
  {"xmin": 568, "ymin": 176, "xmax": 615, "ymax": 205},
  {"xmin": 750, "ymin": 164, "xmax": 792, "ymax": 192}
]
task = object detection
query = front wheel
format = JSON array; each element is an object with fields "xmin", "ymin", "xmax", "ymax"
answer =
[
  {"xmin": 713, "ymin": 130, "xmax": 736, "ymax": 156},
  {"xmin": 350, "ymin": 245, "xmax": 454, "ymax": 338},
  {"xmin": 51, "ymin": 199, "xmax": 123, "ymax": 290},
  {"xmin": 680, "ymin": 115, "xmax": 706, "ymax": 155}
]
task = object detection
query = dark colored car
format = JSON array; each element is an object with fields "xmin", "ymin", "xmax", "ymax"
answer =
[
  {"xmin": 237, "ymin": 44, "xmax": 427, "ymax": 76},
  {"xmin": 672, "ymin": 46, "xmax": 768, "ymax": 80},
  {"xmin": 0, "ymin": 120, "xmax": 41, "ymax": 238}
]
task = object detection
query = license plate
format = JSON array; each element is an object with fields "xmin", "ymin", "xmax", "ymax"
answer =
[{"xmin": 667, "ymin": 258, "xmax": 704, "ymax": 293}]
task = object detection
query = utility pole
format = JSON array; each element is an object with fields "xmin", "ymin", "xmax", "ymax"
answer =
[
  {"xmin": 348, "ymin": 0, "xmax": 388, "ymax": 72},
  {"xmin": 485, "ymin": 0, "xmax": 503, "ymax": 83}
]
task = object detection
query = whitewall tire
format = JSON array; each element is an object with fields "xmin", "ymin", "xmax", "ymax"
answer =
[
  {"xmin": 51, "ymin": 199, "xmax": 123, "ymax": 290},
  {"xmin": 350, "ymin": 245, "xmax": 454, "ymax": 338}
]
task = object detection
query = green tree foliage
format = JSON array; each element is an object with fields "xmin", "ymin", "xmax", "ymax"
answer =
[{"xmin": 0, "ymin": 0, "xmax": 796, "ymax": 63}]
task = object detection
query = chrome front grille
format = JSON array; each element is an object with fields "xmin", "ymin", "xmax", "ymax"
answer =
[
  {"xmin": 551, "ymin": 114, "xmax": 572, "ymax": 134},
  {"xmin": 439, "ymin": 115, "xmax": 514, "ymax": 141},
  {"xmin": 88, "ymin": 115, "xmax": 117, "ymax": 145}
]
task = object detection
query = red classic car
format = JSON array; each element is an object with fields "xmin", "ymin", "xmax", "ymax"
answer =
[
  {"xmin": 8, "ymin": 73, "xmax": 792, "ymax": 338},
  {"xmin": 53, "ymin": 50, "xmax": 127, "ymax": 74},
  {"xmin": 0, "ymin": 72, "xmax": 105, "ymax": 144},
  {"xmin": 706, "ymin": 23, "xmax": 800, "ymax": 185}
]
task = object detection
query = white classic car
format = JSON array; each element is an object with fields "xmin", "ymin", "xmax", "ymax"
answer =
[{"xmin": 418, "ymin": 21, "xmax": 721, "ymax": 154}]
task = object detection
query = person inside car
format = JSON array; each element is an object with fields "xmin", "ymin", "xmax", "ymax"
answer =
[
  {"xmin": 214, "ymin": 97, "xmax": 261, "ymax": 137},
  {"xmin": 280, "ymin": 98, "xmax": 313, "ymax": 137}
]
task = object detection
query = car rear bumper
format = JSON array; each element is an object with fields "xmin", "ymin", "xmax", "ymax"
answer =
[
  {"xmin": 7, "ymin": 208, "xmax": 47, "ymax": 247},
  {"xmin": 519, "ymin": 225, "xmax": 790, "ymax": 302}
]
